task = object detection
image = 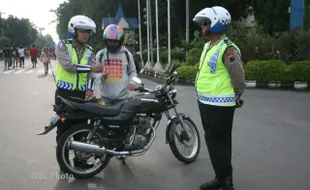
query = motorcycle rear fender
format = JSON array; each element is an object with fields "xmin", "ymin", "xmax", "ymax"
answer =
[{"xmin": 165, "ymin": 113, "xmax": 189, "ymax": 144}]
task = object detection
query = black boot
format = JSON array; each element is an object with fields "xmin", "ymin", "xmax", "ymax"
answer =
[
  {"xmin": 200, "ymin": 177, "xmax": 221, "ymax": 190},
  {"xmin": 219, "ymin": 177, "xmax": 235, "ymax": 190}
]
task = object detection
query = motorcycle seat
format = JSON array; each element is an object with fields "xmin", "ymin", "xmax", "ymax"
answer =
[{"xmin": 57, "ymin": 95, "xmax": 124, "ymax": 116}]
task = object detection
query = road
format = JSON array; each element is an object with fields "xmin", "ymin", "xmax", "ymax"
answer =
[{"xmin": 0, "ymin": 59, "xmax": 310, "ymax": 190}]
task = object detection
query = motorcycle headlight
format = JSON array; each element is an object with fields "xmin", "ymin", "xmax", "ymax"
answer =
[{"xmin": 169, "ymin": 89, "xmax": 177, "ymax": 99}]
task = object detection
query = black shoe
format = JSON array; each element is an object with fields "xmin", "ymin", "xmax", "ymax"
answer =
[
  {"xmin": 219, "ymin": 177, "xmax": 235, "ymax": 190},
  {"xmin": 200, "ymin": 177, "xmax": 221, "ymax": 190}
]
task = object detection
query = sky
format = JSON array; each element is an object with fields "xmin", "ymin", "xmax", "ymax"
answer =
[{"xmin": 0, "ymin": 0, "xmax": 66, "ymax": 43}]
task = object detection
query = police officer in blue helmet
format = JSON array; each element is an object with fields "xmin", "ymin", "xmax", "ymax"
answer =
[{"xmin": 193, "ymin": 6, "xmax": 245, "ymax": 190}]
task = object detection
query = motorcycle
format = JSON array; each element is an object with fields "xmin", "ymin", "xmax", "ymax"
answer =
[{"xmin": 37, "ymin": 64, "xmax": 201, "ymax": 179}]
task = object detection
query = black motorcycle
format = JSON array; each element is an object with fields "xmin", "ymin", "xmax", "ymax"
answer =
[{"xmin": 37, "ymin": 64, "xmax": 201, "ymax": 179}]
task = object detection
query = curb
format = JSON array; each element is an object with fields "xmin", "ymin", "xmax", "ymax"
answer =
[{"xmin": 138, "ymin": 71, "xmax": 310, "ymax": 90}]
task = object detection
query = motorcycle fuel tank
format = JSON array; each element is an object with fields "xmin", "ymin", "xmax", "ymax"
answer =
[{"xmin": 120, "ymin": 93, "xmax": 164, "ymax": 114}]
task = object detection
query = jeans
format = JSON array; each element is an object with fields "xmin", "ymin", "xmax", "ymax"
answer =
[
  {"xmin": 4, "ymin": 57, "xmax": 11, "ymax": 69},
  {"xmin": 43, "ymin": 62, "xmax": 49, "ymax": 74}
]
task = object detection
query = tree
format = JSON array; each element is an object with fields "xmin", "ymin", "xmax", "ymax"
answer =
[
  {"xmin": 53, "ymin": 0, "xmax": 253, "ymax": 48},
  {"xmin": 2, "ymin": 15, "xmax": 38, "ymax": 47},
  {"xmin": 251, "ymin": 0, "xmax": 290, "ymax": 34},
  {"xmin": 37, "ymin": 34, "xmax": 55, "ymax": 49}
]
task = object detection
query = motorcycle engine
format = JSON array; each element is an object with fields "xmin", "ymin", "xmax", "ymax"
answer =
[{"xmin": 125, "ymin": 116, "xmax": 152, "ymax": 150}]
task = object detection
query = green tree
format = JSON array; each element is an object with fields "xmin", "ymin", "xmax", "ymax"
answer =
[
  {"xmin": 251, "ymin": 0, "xmax": 290, "ymax": 33},
  {"xmin": 3, "ymin": 15, "xmax": 38, "ymax": 47}
]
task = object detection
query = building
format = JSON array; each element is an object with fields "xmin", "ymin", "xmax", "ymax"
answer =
[{"xmin": 102, "ymin": 4, "xmax": 139, "ymax": 37}]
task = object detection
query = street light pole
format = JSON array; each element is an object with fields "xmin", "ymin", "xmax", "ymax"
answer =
[
  {"xmin": 167, "ymin": 0, "xmax": 171, "ymax": 64},
  {"xmin": 149, "ymin": 0, "xmax": 154, "ymax": 66},
  {"xmin": 186, "ymin": 0, "xmax": 190, "ymax": 57},
  {"xmin": 145, "ymin": 0, "xmax": 151, "ymax": 69},
  {"xmin": 137, "ymin": 0, "xmax": 144, "ymax": 67},
  {"xmin": 154, "ymin": 0, "xmax": 163, "ymax": 72}
]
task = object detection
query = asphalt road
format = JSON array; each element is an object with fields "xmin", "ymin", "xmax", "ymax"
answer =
[{"xmin": 0, "ymin": 59, "xmax": 309, "ymax": 190}]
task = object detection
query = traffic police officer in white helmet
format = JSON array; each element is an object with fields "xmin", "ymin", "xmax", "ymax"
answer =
[
  {"xmin": 193, "ymin": 6, "xmax": 245, "ymax": 190},
  {"xmin": 54, "ymin": 15, "xmax": 103, "ymax": 169}
]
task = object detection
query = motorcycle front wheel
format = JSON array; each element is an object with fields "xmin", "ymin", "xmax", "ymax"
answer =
[
  {"xmin": 169, "ymin": 117, "xmax": 201, "ymax": 164},
  {"xmin": 56, "ymin": 124, "xmax": 110, "ymax": 179}
]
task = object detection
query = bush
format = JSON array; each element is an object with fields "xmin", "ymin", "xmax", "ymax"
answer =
[
  {"xmin": 174, "ymin": 60, "xmax": 310, "ymax": 82},
  {"xmin": 171, "ymin": 47, "xmax": 186, "ymax": 61},
  {"xmin": 285, "ymin": 61, "xmax": 310, "ymax": 82},
  {"xmin": 176, "ymin": 64, "xmax": 199, "ymax": 80},
  {"xmin": 245, "ymin": 60, "xmax": 286, "ymax": 81},
  {"xmin": 186, "ymin": 48, "xmax": 202, "ymax": 66},
  {"xmin": 164, "ymin": 60, "xmax": 186, "ymax": 74},
  {"xmin": 245, "ymin": 60, "xmax": 310, "ymax": 82}
]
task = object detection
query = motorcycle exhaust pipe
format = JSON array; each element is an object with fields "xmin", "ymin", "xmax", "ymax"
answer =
[{"xmin": 67, "ymin": 128, "xmax": 156, "ymax": 157}]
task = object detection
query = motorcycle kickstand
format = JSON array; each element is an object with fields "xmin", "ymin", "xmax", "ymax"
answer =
[{"xmin": 117, "ymin": 156, "xmax": 126, "ymax": 165}]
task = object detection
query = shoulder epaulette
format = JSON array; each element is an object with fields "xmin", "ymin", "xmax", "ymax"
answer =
[
  {"xmin": 85, "ymin": 44, "xmax": 93, "ymax": 51},
  {"xmin": 62, "ymin": 39, "xmax": 73, "ymax": 44},
  {"xmin": 224, "ymin": 38, "xmax": 233, "ymax": 45}
]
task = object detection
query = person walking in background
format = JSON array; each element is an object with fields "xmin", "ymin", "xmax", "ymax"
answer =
[
  {"xmin": 12, "ymin": 45, "xmax": 19, "ymax": 68},
  {"xmin": 30, "ymin": 44, "xmax": 39, "ymax": 68},
  {"xmin": 40, "ymin": 48, "xmax": 51, "ymax": 74},
  {"xmin": 0, "ymin": 47, "xmax": 3, "ymax": 61},
  {"xmin": 18, "ymin": 45, "xmax": 25, "ymax": 68},
  {"xmin": 3, "ymin": 44, "xmax": 12, "ymax": 70}
]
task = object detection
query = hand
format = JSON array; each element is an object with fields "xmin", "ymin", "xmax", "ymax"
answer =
[
  {"xmin": 128, "ymin": 82, "xmax": 136, "ymax": 91},
  {"xmin": 91, "ymin": 65, "xmax": 103, "ymax": 73},
  {"xmin": 100, "ymin": 72, "xmax": 109, "ymax": 81},
  {"xmin": 235, "ymin": 98, "xmax": 244, "ymax": 108},
  {"xmin": 85, "ymin": 90, "xmax": 96, "ymax": 100}
]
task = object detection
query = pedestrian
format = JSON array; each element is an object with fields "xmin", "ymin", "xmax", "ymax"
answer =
[
  {"xmin": 0, "ymin": 47, "xmax": 3, "ymax": 61},
  {"xmin": 18, "ymin": 45, "xmax": 25, "ymax": 68},
  {"xmin": 89, "ymin": 24, "xmax": 137, "ymax": 106},
  {"xmin": 54, "ymin": 15, "xmax": 103, "ymax": 169},
  {"xmin": 193, "ymin": 6, "xmax": 245, "ymax": 190},
  {"xmin": 3, "ymin": 44, "xmax": 12, "ymax": 70},
  {"xmin": 30, "ymin": 44, "xmax": 39, "ymax": 68},
  {"xmin": 12, "ymin": 46, "xmax": 19, "ymax": 68},
  {"xmin": 40, "ymin": 48, "xmax": 50, "ymax": 74}
]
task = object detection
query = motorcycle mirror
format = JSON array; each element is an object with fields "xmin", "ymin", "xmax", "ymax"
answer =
[
  {"xmin": 132, "ymin": 77, "xmax": 142, "ymax": 85},
  {"xmin": 169, "ymin": 63, "xmax": 176, "ymax": 75}
]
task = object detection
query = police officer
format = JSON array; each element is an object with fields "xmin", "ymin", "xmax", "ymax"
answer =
[
  {"xmin": 193, "ymin": 6, "xmax": 245, "ymax": 190},
  {"xmin": 54, "ymin": 15, "xmax": 103, "ymax": 143}
]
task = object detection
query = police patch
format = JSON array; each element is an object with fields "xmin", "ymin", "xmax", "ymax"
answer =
[
  {"xmin": 226, "ymin": 48, "xmax": 235, "ymax": 62},
  {"xmin": 57, "ymin": 41, "xmax": 64, "ymax": 49}
]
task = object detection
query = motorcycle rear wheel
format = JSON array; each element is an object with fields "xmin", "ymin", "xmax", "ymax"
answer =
[{"xmin": 56, "ymin": 124, "xmax": 110, "ymax": 179}]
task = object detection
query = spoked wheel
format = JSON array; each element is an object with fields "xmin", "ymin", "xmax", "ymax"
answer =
[
  {"xmin": 169, "ymin": 117, "xmax": 201, "ymax": 163},
  {"xmin": 56, "ymin": 124, "xmax": 111, "ymax": 179}
]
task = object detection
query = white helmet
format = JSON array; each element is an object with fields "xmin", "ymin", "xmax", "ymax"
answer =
[
  {"xmin": 68, "ymin": 15, "xmax": 96, "ymax": 38},
  {"xmin": 193, "ymin": 6, "xmax": 231, "ymax": 33}
]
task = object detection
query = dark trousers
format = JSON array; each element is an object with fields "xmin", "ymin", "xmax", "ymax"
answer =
[
  {"xmin": 19, "ymin": 57, "xmax": 25, "ymax": 67},
  {"xmin": 55, "ymin": 88, "xmax": 86, "ymax": 143},
  {"xmin": 198, "ymin": 101, "xmax": 235, "ymax": 180}
]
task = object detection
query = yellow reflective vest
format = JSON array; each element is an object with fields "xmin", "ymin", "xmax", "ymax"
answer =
[
  {"xmin": 55, "ymin": 39, "xmax": 92, "ymax": 91},
  {"xmin": 195, "ymin": 37, "xmax": 241, "ymax": 107}
]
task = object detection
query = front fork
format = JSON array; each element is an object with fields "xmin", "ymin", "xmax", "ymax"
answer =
[{"xmin": 165, "ymin": 97, "xmax": 190, "ymax": 142}]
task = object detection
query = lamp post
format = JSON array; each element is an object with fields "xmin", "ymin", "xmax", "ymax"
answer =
[
  {"xmin": 153, "ymin": 0, "xmax": 163, "ymax": 72},
  {"xmin": 167, "ymin": 0, "xmax": 171, "ymax": 64},
  {"xmin": 137, "ymin": 0, "xmax": 144, "ymax": 67}
]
